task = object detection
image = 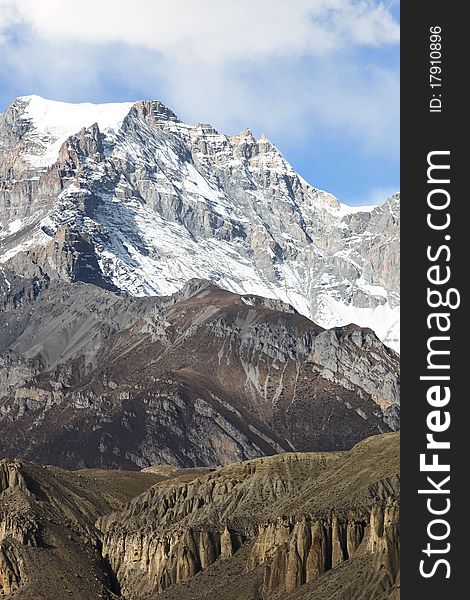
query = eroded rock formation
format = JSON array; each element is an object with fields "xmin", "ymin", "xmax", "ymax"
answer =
[
  {"xmin": 0, "ymin": 433, "xmax": 399, "ymax": 599},
  {"xmin": 97, "ymin": 432, "xmax": 400, "ymax": 599}
]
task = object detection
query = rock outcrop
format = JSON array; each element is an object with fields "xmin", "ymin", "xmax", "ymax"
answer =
[
  {"xmin": 0, "ymin": 433, "xmax": 399, "ymax": 599},
  {"xmin": 0, "ymin": 458, "xmax": 166, "ymax": 598},
  {"xmin": 97, "ymin": 432, "xmax": 400, "ymax": 599}
]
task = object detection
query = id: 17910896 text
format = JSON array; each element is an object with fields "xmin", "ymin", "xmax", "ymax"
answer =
[{"xmin": 429, "ymin": 26, "xmax": 443, "ymax": 113}]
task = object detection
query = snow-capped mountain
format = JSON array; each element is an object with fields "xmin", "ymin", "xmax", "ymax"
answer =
[{"xmin": 0, "ymin": 95, "xmax": 399, "ymax": 350}]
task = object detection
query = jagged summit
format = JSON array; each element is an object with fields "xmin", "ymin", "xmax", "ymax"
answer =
[
  {"xmin": 0, "ymin": 94, "xmax": 399, "ymax": 350},
  {"xmin": 127, "ymin": 99, "xmax": 180, "ymax": 125},
  {"xmin": 2, "ymin": 95, "xmax": 280, "ymax": 167}
]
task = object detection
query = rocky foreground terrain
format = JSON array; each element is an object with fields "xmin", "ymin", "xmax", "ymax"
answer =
[
  {"xmin": 0, "ymin": 268, "xmax": 399, "ymax": 469},
  {"xmin": 0, "ymin": 432, "xmax": 399, "ymax": 599}
]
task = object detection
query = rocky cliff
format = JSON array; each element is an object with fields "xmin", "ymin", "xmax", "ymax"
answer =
[
  {"xmin": 98, "ymin": 432, "xmax": 400, "ymax": 599},
  {"xmin": 0, "ymin": 457, "xmax": 167, "ymax": 598},
  {"xmin": 0, "ymin": 95, "xmax": 399, "ymax": 350},
  {"xmin": 0, "ymin": 433, "xmax": 399, "ymax": 599}
]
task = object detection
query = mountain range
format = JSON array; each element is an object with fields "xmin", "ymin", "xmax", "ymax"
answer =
[
  {"xmin": 0, "ymin": 95, "xmax": 400, "ymax": 598},
  {"xmin": 0, "ymin": 94, "xmax": 400, "ymax": 470},
  {"xmin": 0, "ymin": 95, "xmax": 399, "ymax": 351}
]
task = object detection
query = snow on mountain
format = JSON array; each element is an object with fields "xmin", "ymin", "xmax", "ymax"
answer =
[
  {"xmin": 18, "ymin": 95, "xmax": 134, "ymax": 168},
  {"xmin": 0, "ymin": 96, "xmax": 400, "ymax": 351}
]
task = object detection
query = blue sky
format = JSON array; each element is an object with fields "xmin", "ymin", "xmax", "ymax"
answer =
[{"xmin": 0, "ymin": 0, "xmax": 399, "ymax": 206}]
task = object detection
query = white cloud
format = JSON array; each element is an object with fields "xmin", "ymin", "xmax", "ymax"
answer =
[
  {"xmin": 0, "ymin": 0, "xmax": 399, "ymax": 159},
  {"xmin": 0, "ymin": 0, "xmax": 398, "ymax": 62},
  {"xmin": 145, "ymin": 56, "xmax": 399, "ymax": 155},
  {"xmin": 0, "ymin": 0, "xmax": 19, "ymax": 40}
]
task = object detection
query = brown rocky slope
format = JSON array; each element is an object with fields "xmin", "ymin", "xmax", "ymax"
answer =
[
  {"xmin": 0, "ymin": 432, "xmax": 399, "ymax": 599},
  {"xmin": 1, "ymin": 269, "xmax": 399, "ymax": 469},
  {"xmin": 100, "ymin": 432, "xmax": 400, "ymax": 599},
  {"xmin": 0, "ymin": 458, "xmax": 171, "ymax": 598},
  {"xmin": 0, "ymin": 434, "xmax": 399, "ymax": 600}
]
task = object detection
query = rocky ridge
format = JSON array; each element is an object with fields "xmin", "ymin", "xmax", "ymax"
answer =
[
  {"xmin": 0, "ymin": 432, "xmax": 399, "ymax": 599},
  {"xmin": 0, "ymin": 457, "xmax": 166, "ymax": 598},
  {"xmin": 0, "ymin": 270, "xmax": 399, "ymax": 470},
  {"xmin": 0, "ymin": 95, "xmax": 399, "ymax": 350}
]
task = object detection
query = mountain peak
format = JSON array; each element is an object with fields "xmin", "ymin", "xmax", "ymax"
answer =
[
  {"xmin": 0, "ymin": 94, "xmax": 400, "ymax": 351},
  {"xmin": 15, "ymin": 94, "xmax": 135, "ymax": 123},
  {"xmin": 2, "ymin": 95, "xmax": 134, "ymax": 169},
  {"xmin": 129, "ymin": 99, "xmax": 180, "ymax": 124},
  {"xmin": 232, "ymin": 127, "xmax": 256, "ymax": 142}
]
